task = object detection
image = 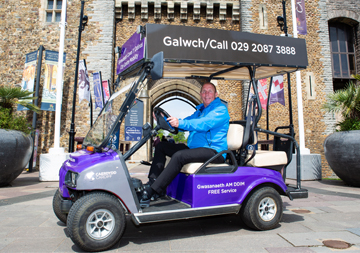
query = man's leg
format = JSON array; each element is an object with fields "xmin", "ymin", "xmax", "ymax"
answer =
[
  {"xmin": 151, "ymin": 148, "xmax": 224, "ymax": 194},
  {"xmin": 148, "ymin": 142, "xmax": 189, "ymax": 181}
]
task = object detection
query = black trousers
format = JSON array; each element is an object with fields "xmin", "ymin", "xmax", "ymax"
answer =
[{"xmin": 149, "ymin": 142, "xmax": 224, "ymax": 194}]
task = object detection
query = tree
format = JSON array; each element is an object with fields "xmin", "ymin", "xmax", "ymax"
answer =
[{"xmin": 169, "ymin": 131, "xmax": 187, "ymax": 143}]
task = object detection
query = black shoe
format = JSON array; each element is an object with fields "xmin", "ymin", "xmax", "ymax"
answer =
[
  {"xmin": 139, "ymin": 190, "xmax": 151, "ymax": 208},
  {"xmin": 139, "ymin": 185, "xmax": 154, "ymax": 208},
  {"xmin": 151, "ymin": 191, "xmax": 166, "ymax": 201}
]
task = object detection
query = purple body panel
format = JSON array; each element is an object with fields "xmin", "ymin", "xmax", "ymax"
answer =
[
  {"xmin": 58, "ymin": 149, "xmax": 120, "ymax": 198},
  {"xmin": 167, "ymin": 167, "xmax": 287, "ymax": 208}
]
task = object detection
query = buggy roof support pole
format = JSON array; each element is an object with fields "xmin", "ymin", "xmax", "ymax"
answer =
[
  {"xmin": 248, "ymin": 66, "xmax": 262, "ymax": 125},
  {"xmin": 53, "ymin": 0, "xmax": 67, "ymax": 152},
  {"xmin": 291, "ymin": 0, "xmax": 310, "ymax": 154}
]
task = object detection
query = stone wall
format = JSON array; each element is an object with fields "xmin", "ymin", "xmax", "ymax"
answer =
[
  {"xmin": 0, "ymin": 0, "xmax": 101, "ymax": 165},
  {"xmin": 1, "ymin": 0, "xmax": 360, "ymax": 178}
]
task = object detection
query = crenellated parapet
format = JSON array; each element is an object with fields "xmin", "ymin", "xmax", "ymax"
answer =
[{"xmin": 115, "ymin": 0, "xmax": 240, "ymax": 21}]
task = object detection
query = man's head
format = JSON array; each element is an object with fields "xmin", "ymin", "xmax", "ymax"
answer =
[{"xmin": 200, "ymin": 82, "xmax": 218, "ymax": 108}]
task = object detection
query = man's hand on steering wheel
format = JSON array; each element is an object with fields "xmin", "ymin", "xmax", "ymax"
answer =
[
  {"xmin": 167, "ymin": 116, "xmax": 179, "ymax": 128},
  {"xmin": 153, "ymin": 107, "xmax": 178, "ymax": 134}
]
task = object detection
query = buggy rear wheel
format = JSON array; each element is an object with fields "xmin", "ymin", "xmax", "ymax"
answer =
[
  {"xmin": 52, "ymin": 188, "xmax": 67, "ymax": 224},
  {"xmin": 67, "ymin": 192, "xmax": 126, "ymax": 252},
  {"xmin": 240, "ymin": 186, "xmax": 283, "ymax": 230}
]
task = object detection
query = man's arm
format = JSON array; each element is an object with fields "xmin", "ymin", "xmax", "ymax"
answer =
[{"xmin": 178, "ymin": 106, "xmax": 229, "ymax": 132}]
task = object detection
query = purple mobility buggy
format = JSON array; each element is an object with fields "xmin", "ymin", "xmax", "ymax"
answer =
[{"xmin": 53, "ymin": 24, "xmax": 309, "ymax": 252}]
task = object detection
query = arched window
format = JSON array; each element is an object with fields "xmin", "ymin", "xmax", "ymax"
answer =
[{"xmin": 329, "ymin": 21, "xmax": 356, "ymax": 90}]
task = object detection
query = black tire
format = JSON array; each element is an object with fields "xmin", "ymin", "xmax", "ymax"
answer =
[
  {"xmin": 53, "ymin": 188, "xmax": 67, "ymax": 224},
  {"xmin": 67, "ymin": 192, "xmax": 126, "ymax": 252},
  {"xmin": 240, "ymin": 186, "xmax": 283, "ymax": 231}
]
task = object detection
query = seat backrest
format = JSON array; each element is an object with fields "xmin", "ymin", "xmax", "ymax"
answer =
[{"xmin": 227, "ymin": 124, "xmax": 244, "ymax": 150}]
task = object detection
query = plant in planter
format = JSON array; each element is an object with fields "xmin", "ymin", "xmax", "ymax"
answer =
[
  {"xmin": 323, "ymin": 74, "xmax": 360, "ymax": 187},
  {"xmin": 0, "ymin": 85, "xmax": 40, "ymax": 187}
]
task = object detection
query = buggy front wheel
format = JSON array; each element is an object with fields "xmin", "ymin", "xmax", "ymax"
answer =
[{"xmin": 67, "ymin": 192, "xmax": 126, "ymax": 252}]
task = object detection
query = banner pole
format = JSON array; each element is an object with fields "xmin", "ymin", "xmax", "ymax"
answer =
[
  {"xmin": 291, "ymin": 0, "xmax": 310, "ymax": 154},
  {"xmin": 28, "ymin": 45, "xmax": 44, "ymax": 172},
  {"xmin": 53, "ymin": 0, "xmax": 67, "ymax": 151}
]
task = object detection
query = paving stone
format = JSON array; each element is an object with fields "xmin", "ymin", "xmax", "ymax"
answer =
[
  {"xmin": 266, "ymin": 247, "xmax": 316, "ymax": 253},
  {"xmin": 0, "ymin": 238, "xmax": 16, "ymax": 251},
  {"xmin": 279, "ymin": 231, "xmax": 360, "ymax": 247},
  {"xmin": 169, "ymin": 234, "xmax": 291, "ymax": 252},
  {"xmin": 327, "ymin": 205, "xmax": 360, "ymax": 213},
  {"xmin": 6, "ymin": 226, "xmax": 67, "ymax": 239},
  {"xmin": 315, "ymin": 206, "xmax": 341, "ymax": 213},
  {"xmin": 347, "ymin": 228, "xmax": 360, "ymax": 237},
  {"xmin": 117, "ymin": 236, "xmax": 171, "ymax": 252},
  {"xmin": 0, "ymin": 237, "xmax": 66, "ymax": 252}
]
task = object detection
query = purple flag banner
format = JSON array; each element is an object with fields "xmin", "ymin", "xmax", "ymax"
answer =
[
  {"xmin": 269, "ymin": 75, "xmax": 285, "ymax": 106},
  {"xmin": 116, "ymin": 32, "xmax": 145, "ymax": 75},
  {"xmin": 78, "ymin": 59, "xmax": 90, "ymax": 103},
  {"xmin": 93, "ymin": 72, "xmax": 104, "ymax": 110},
  {"xmin": 296, "ymin": 0, "xmax": 307, "ymax": 35}
]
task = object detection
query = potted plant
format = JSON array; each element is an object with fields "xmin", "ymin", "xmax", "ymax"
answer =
[
  {"xmin": 0, "ymin": 85, "xmax": 40, "ymax": 187},
  {"xmin": 323, "ymin": 74, "xmax": 360, "ymax": 187}
]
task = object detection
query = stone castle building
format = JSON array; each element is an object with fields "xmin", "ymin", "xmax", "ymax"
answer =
[{"xmin": 1, "ymin": 0, "xmax": 359, "ymax": 177}]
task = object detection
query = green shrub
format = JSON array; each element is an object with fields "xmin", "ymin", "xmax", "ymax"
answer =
[
  {"xmin": 0, "ymin": 107, "xmax": 32, "ymax": 134},
  {"xmin": 337, "ymin": 117, "xmax": 360, "ymax": 132}
]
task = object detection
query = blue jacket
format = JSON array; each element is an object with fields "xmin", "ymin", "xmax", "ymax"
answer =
[{"xmin": 178, "ymin": 97, "xmax": 230, "ymax": 159}]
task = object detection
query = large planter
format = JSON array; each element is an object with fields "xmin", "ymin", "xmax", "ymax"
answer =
[
  {"xmin": 0, "ymin": 129, "xmax": 33, "ymax": 187},
  {"xmin": 324, "ymin": 130, "xmax": 360, "ymax": 187}
]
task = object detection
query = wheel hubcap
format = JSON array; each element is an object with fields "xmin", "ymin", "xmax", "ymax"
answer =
[
  {"xmin": 86, "ymin": 209, "xmax": 115, "ymax": 240},
  {"xmin": 258, "ymin": 197, "xmax": 276, "ymax": 221}
]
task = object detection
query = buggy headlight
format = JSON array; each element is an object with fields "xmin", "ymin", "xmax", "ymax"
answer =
[{"xmin": 65, "ymin": 171, "xmax": 79, "ymax": 188}]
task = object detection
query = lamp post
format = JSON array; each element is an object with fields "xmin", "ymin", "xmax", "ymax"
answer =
[
  {"xmin": 277, "ymin": 0, "xmax": 294, "ymax": 137},
  {"xmin": 68, "ymin": 1, "xmax": 88, "ymax": 153}
]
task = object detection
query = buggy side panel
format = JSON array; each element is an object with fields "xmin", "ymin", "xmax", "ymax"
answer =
[{"xmin": 167, "ymin": 167, "xmax": 286, "ymax": 208}]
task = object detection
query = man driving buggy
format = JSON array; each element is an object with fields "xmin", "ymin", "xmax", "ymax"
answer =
[{"xmin": 141, "ymin": 82, "xmax": 230, "ymax": 206}]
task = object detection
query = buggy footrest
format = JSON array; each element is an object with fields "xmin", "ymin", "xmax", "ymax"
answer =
[{"xmin": 286, "ymin": 186, "xmax": 308, "ymax": 200}]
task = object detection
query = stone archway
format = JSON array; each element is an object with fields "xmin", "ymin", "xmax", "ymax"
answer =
[
  {"xmin": 149, "ymin": 79, "xmax": 202, "ymax": 108},
  {"xmin": 139, "ymin": 79, "xmax": 204, "ymax": 160}
]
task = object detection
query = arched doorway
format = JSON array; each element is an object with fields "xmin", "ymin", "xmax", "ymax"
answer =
[{"xmin": 141, "ymin": 79, "xmax": 204, "ymax": 160}]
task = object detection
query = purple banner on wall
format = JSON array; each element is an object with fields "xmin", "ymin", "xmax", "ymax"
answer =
[
  {"xmin": 116, "ymin": 32, "xmax": 145, "ymax": 75},
  {"xmin": 296, "ymin": 0, "xmax": 307, "ymax": 35},
  {"xmin": 269, "ymin": 75, "xmax": 285, "ymax": 106},
  {"xmin": 93, "ymin": 72, "xmax": 104, "ymax": 110}
]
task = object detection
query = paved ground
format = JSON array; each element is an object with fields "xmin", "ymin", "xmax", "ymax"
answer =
[{"xmin": 1, "ymin": 164, "xmax": 360, "ymax": 252}]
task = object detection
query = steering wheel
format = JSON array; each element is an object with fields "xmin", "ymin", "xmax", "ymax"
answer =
[{"xmin": 153, "ymin": 107, "xmax": 178, "ymax": 134}]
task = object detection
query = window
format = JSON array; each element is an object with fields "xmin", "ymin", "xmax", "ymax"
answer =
[
  {"xmin": 46, "ymin": 0, "xmax": 62, "ymax": 22},
  {"xmin": 329, "ymin": 21, "xmax": 356, "ymax": 90}
]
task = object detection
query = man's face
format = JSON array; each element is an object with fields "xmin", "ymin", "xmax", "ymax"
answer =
[{"xmin": 200, "ymin": 83, "xmax": 218, "ymax": 108}]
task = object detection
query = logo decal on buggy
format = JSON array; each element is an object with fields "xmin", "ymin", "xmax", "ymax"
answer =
[{"xmin": 96, "ymin": 171, "xmax": 117, "ymax": 180}]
